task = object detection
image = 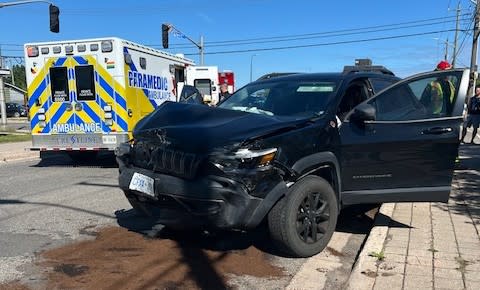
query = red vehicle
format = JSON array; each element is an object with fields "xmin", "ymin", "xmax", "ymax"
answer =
[{"xmin": 218, "ymin": 70, "xmax": 235, "ymax": 94}]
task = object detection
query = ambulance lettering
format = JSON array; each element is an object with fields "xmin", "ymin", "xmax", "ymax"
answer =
[
  {"xmin": 52, "ymin": 123, "xmax": 101, "ymax": 133},
  {"xmin": 127, "ymin": 71, "xmax": 172, "ymax": 101}
]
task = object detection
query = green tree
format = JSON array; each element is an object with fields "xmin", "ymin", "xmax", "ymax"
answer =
[{"xmin": 5, "ymin": 64, "xmax": 27, "ymax": 91}]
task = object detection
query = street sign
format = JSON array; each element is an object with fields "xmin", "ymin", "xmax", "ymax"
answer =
[{"xmin": 0, "ymin": 69, "xmax": 11, "ymax": 76}]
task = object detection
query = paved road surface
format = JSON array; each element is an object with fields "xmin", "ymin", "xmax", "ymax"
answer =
[{"xmin": 0, "ymin": 153, "xmax": 377, "ymax": 289}]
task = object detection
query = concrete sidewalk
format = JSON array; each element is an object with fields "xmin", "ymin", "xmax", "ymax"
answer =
[
  {"xmin": 347, "ymin": 145, "xmax": 480, "ymax": 290},
  {"xmin": 0, "ymin": 141, "xmax": 38, "ymax": 163}
]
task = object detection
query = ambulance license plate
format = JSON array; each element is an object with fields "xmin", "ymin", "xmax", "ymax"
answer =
[
  {"xmin": 129, "ymin": 173, "xmax": 155, "ymax": 197},
  {"xmin": 102, "ymin": 135, "xmax": 117, "ymax": 145}
]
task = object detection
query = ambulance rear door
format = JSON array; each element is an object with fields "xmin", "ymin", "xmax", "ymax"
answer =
[{"xmin": 46, "ymin": 55, "xmax": 103, "ymax": 137}]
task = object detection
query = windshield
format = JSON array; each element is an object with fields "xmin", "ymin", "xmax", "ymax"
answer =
[{"xmin": 218, "ymin": 79, "xmax": 338, "ymax": 117}]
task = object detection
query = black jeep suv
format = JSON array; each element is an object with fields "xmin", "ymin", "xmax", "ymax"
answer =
[{"xmin": 116, "ymin": 66, "xmax": 468, "ymax": 257}]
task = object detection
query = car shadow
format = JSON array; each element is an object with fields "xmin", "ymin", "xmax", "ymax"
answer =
[
  {"xmin": 31, "ymin": 151, "xmax": 118, "ymax": 168},
  {"xmin": 114, "ymin": 203, "xmax": 383, "ymax": 258}
]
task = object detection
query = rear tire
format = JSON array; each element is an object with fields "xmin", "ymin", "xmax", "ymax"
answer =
[{"xmin": 268, "ymin": 176, "xmax": 338, "ymax": 257}]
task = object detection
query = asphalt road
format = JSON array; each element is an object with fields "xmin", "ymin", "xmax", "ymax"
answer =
[{"xmin": 0, "ymin": 153, "xmax": 377, "ymax": 289}]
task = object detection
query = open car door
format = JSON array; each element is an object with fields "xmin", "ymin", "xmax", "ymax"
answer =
[{"xmin": 339, "ymin": 69, "xmax": 469, "ymax": 205}]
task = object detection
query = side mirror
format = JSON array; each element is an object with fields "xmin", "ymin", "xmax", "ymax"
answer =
[
  {"xmin": 350, "ymin": 103, "xmax": 376, "ymax": 123},
  {"xmin": 179, "ymin": 85, "xmax": 205, "ymax": 105}
]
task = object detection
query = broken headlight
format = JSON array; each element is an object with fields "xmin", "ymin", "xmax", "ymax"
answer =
[{"xmin": 212, "ymin": 148, "xmax": 277, "ymax": 171}]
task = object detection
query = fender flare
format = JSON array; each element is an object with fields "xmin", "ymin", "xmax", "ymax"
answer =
[
  {"xmin": 291, "ymin": 151, "xmax": 342, "ymax": 200},
  {"xmin": 244, "ymin": 151, "xmax": 342, "ymax": 228}
]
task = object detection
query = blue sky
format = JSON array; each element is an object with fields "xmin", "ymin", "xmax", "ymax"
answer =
[{"xmin": 0, "ymin": 0, "xmax": 476, "ymax": 87}]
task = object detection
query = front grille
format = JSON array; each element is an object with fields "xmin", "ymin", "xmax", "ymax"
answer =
[{"xmin": 132, "ymin": 142, "xmax": 201, "ymax": 179}]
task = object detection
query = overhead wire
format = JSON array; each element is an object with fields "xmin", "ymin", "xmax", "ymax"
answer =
[
  {"xmin": 158, "ymin": 18, "xmax": 472, "ymax": 50},
  {"xmin": 183, "ymin": 29, "xmax": 459, "ymax": 56},
  {"xmin": 157, "ymin": 14, "xmax": 472, "ymax": 49}
]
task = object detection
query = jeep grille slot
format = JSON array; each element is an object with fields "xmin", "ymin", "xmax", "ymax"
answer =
[{"xmin": 132, "ymin": 142, "xmax": 200, "ymax": 179}]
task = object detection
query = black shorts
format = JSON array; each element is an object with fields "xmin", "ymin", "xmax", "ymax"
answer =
[{"xmin": 464, "ymin": 114, "xmax": 480, "ymax": 128}]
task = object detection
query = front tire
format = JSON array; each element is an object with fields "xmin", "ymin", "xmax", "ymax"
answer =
[{"xmin": 268, "ymin": 176, "xmax": 338, "ymax": 257}]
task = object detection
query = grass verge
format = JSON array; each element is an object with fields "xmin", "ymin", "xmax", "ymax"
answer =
[{"xmin": 0, "ymin": 133, "xmax": 31, "ymax": 144}]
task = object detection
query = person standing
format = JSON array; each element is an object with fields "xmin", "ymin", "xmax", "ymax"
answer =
[
  {"xmin": 218, "ymin": 83, "xmax": 231, "ymax": 103},
  {"xmin": 421, "ymin": 61, "xmax": 456, "ymax": 115},
  {"xmin": 461, "ymin": 86, "xmax": 480, "ymax": 144}
]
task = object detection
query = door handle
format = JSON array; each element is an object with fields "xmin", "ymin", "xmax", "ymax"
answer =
[{"xmin": 422, "ymin": 127, "xmax": 453, "ymax": 135}]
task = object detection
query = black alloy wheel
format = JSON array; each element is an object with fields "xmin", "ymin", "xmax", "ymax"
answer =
[{"xmin": 296, "ymin": 192, "xmax": 330, "ymax": 244}]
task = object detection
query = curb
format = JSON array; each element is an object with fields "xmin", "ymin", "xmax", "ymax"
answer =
[
  {"xmin": 0, "ymin": 152, "xmax": 39, "ymax": 163},
  {"xmin": 345, "ymin": 203, "xmax": 395, "ymax": 290}
]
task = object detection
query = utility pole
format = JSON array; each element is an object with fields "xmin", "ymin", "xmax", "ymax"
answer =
[
  {"xmin": 0, "ymin": 45, "xmax": 7, "ymax": 126},
  {"xmin": 453, "ymin": 2, "xmax": 461, "ymax": 67},
  {"xmin": 444, "ymin": 38, "xmax": 450, "ymax": 61},
  {"xmin": 200, "ymin": 36, "xmax": 204, "ymax": 65},
  {"xmin": 469, "ymin": 0, "xmax": 480, "ymax": 97}
]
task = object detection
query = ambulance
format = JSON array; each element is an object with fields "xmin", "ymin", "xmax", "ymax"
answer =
[{"xmin": 24, "ymin": 37, "xmax": 194, "ymax": 158}]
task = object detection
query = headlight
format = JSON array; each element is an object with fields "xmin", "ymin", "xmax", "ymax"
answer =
[
  {"xmin": 234, "ymin": 148, "xmax": 277, "ymax": 167},
  {"xmin": 212, "ymin": 148, "xmax": 278, "ymax": 171}
]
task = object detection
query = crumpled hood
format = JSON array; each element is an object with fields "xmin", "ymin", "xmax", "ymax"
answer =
[{"xmin": 133, "ymin": 102, "xmax": 312, "ymax": 153}]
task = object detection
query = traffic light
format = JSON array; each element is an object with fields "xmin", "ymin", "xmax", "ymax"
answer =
[
  {"xmin": 49, "ymin": 4, "xmax": 60, "ymax": 33},
  {"xmin": 162, "ymin": 24, "xmax": 170, "ymax": 49}
]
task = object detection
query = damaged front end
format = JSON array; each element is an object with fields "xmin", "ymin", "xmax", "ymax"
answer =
[{"xmin": 116, "ymin": 136, "xmax": 290, "ymax": 230}]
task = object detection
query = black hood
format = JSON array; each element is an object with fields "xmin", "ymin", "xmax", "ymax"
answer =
[{"xmin": 133, "ymin": 102, "xmax": 314, "ymax": 153}]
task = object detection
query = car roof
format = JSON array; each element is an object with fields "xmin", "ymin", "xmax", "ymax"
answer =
[{"xmin": 254, "ymin": 71, "xmax": 400, "ymax": 84}]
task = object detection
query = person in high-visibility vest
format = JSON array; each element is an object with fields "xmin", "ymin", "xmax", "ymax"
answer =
[{"xmin": 421, "ymin": 61, "xmax": 456, "ymax": 115}]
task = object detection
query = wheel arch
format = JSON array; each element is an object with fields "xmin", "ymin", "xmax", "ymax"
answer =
[{"xmin": 291, "ymin": 151, "xmax": 342, "ymax": 203}]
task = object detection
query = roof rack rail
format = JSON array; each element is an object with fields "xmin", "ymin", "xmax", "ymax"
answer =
[
  {"xmin": 342, "ymin": 59, "xmax": 395, "ymax": 76},
  {"xmin": 256, "ymin": 72, "xmax": 299, "ymax": 81}
]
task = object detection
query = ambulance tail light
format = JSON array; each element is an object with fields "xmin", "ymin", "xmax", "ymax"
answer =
[
  {"xmin": 104, "ymin": 105, "xmax": 113, "ymax": 126},
  {"xmin": 37, "ymin": 108, "xmax": 46, "ymax": 127},
  {"xmin": 27, "ymin": 46, "xmax": 39, "ymax": 57}
]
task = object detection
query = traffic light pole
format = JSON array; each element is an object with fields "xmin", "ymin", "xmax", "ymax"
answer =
[
  {"xmin": 162, "ymin": 23, "xmax": 205, "ymax": 65},
  {"xmin": 0, "ymin": 0, "xmax": 52, "ymax": 8}
]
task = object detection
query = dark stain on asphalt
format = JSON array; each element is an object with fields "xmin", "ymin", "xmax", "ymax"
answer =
[{"xmin": 53, "ymin": 264, "xmax": 89, "ymax": 277}]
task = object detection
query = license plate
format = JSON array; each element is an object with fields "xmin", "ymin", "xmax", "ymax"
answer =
[
  {"xmin": 102, "ymin": 135, "xmax": 117, "ymax": 145},
  {"xmin": 129, "ymin": 172, "xmax": 155, "ymax": 197}
]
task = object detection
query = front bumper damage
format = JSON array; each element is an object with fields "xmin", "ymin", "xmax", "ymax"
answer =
[{"xmin": 118, "ymin": 164, "xmax": 288, "ymax": 230}]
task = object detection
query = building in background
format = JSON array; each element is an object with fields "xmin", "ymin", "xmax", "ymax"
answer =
[{"xmin": 3, "ymin": 82, "xmax": 27, "ymax": 105}]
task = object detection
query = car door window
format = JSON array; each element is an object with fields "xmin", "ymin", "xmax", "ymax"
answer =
[
  {"xmin": 368, "ymin": 71, "xmax": 462, "ymax": 121},
  {"xmin": 369, "ymin": 77, "xmax": 398, "ymax": 93},
  {"xmin": 338, "ymin": 83, "xmax": 368, "ymax": 120}
]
